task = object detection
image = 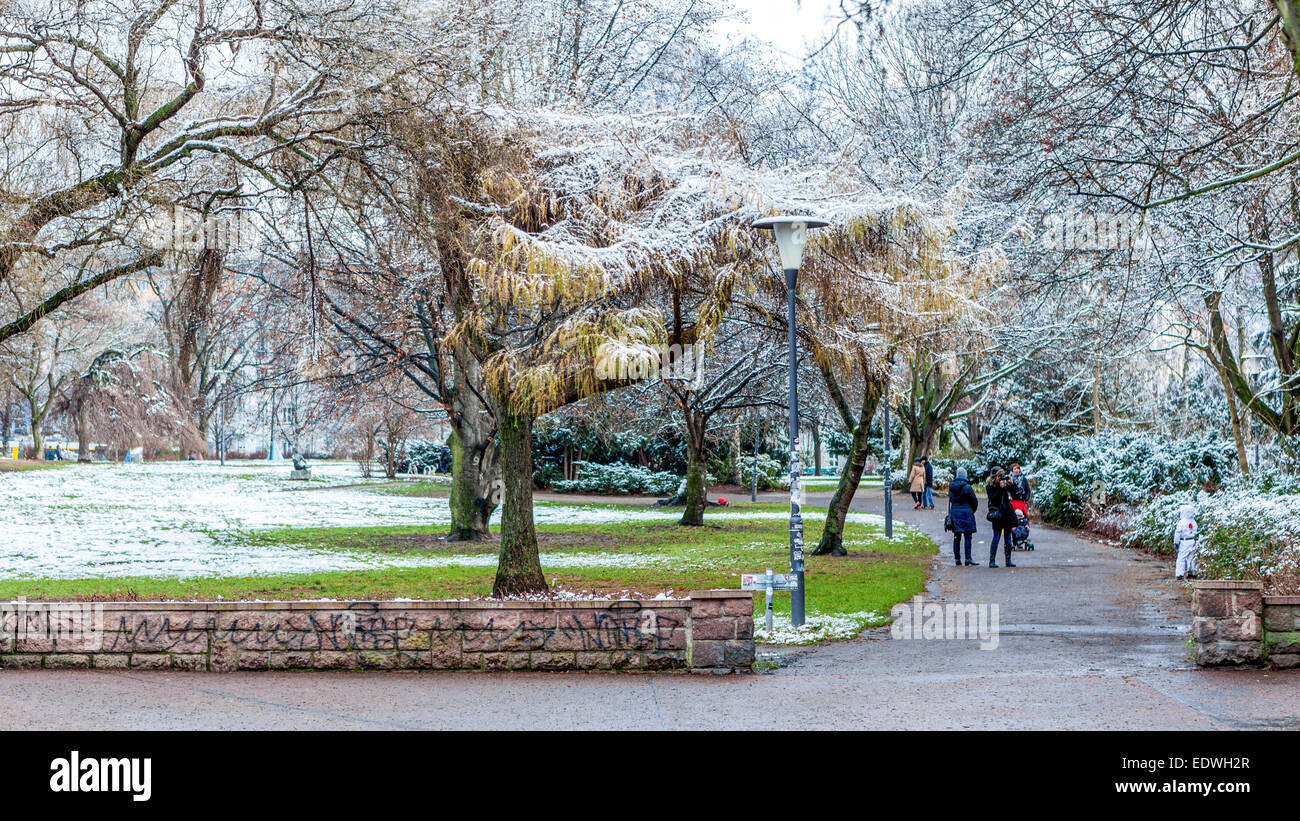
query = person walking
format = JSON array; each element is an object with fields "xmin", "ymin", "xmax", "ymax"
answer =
[
  {"xmin": 986, "ymin": 467, "xmax": 1017, "ymax": 567},
  {"xmin": 922, "ymin": 456, "xmax": 935, "ymax": 509},
  {"xmin": 947, "ymin": 467, "xmax": 979, "ymax": 566},
  {"xmin": 908, "ymin": 459, "xmax": 926, "ymax": 509}
]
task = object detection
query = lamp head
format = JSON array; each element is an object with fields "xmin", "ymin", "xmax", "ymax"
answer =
[{"xmin": 753, "ymin": 215, "xmax": 829, "ymax": 271}]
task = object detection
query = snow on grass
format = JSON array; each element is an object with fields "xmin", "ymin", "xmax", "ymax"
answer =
[
  {"xmin": 753, "ymin": 610, "xmax": 886, "ymax": 645},
  {"xmin": 0, "ymin": 461, "xmax": 904, "ymax": 579}
]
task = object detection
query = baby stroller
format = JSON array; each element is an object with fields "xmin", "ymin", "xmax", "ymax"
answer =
[{"xmin": 1009, "ymin": 500, "xmax": 1035, "ymax": 551}]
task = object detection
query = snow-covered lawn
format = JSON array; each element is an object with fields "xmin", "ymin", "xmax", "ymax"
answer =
[{"xmin": 0, "ymin": 461, "xmax": 899, "ymax": 579}]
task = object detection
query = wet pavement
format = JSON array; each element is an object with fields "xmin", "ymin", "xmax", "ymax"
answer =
[{"xmin": 1, "ymin": 487, "xmax": 1296, "ymax": 730}]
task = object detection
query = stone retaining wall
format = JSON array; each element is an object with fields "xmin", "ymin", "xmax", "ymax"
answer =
[
  {"xmin": 0, "ymin": 590, "xmax": 755, "ymax": 674},
  {"xmin": 1264, "ymin": 594, "xmax": 1300, "ymax": 669},
  {"xmin": 1191, "ymin": 580, "xmax": 1300, "ymax": 668}
]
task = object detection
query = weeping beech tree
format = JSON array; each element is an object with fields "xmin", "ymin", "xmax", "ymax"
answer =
[
  {"xmin": 452, "ymin": 230, "xmax": 664, "ymax": 595},
  {"xmin": 778, "ymin": 197, "xmax": 1006, "ymax": 556},
  {"xmin": 441, "ymin": 113, "xmax": 762, "ymax": 595}
]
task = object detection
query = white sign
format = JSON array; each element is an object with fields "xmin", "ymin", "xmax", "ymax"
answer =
[{"xmin": 740, "ymin": 573, "xmax": 799, "ymax": 591}]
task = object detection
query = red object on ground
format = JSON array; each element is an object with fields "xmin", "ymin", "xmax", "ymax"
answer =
[
  {"xmin": 717, "ymin": 497, "xmax": 728, "ymax": 506},
  {"xmin": 1011, "ymin": 500, "xmax": 1028, "ymax": 517}
]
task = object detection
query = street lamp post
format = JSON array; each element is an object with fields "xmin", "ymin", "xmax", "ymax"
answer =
[
  {"xmin": 754, "ymin": 215, "xmax": 828, "ymax": 628},
  {"xmin": 882, "ymin": 377, "xmax": 892, "ymax": 540}
]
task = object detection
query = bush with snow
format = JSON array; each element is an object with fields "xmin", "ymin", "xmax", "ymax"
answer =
[
  {"xmin": 1123, "ymin": 479, "xmax": 1300, "ymax": 594},
  {"xmin": 930, "ymin": 465, "xmax": 953, "ymax": 490},
  {"xmin": 980, "ymin": 417, "xmax": 1034, "ymax": 474},
  {"xmin": 738, "ymin": 452, "xmax": 789, "ymax": 491},
  {"xmin": 399, "ymin": 440, "xmax": 451, "ymax": 474},
  {"xmin": 1030, "ymin": 431, "xmax": 1236, "ymax": 527},
  {"xmin": 548, "ymin": 461, "xmax": 684, "ymax": 495}
]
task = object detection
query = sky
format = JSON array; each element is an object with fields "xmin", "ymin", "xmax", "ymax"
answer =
[{"xmin": 721, "ymin": 0, "xmax": 846, "ymax": 63}]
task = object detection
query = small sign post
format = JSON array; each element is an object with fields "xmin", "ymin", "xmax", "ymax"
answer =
[{"xmin": 740, "ymin": 567, "xmax": 800, "ymax": 633}]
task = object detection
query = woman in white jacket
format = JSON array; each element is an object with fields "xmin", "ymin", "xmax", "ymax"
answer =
[{"xmin": 1174, "ymin": 505, "xmax": 1199, "ymax": 580}]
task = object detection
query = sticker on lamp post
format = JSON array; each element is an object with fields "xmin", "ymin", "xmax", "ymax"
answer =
[{"xmin": 741, "ymin": 568, "xmax": 800, "ymax": 632}]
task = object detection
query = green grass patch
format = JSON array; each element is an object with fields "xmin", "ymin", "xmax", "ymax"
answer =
[
  {"xmin": 0, "ymin": 458, "xmax": 66, "ymax": 472},
  {"xmin": 532, "ymin": 498, "xmax": 823, "ymax": 515},
  {"xmin": 372, "ymin": 478, "xmax": 452, "ymax": 497}
]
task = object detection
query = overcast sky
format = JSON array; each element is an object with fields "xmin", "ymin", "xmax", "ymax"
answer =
[{"xmin": 720, "ymin": 0, "xmax": 846, "ymax": 63}]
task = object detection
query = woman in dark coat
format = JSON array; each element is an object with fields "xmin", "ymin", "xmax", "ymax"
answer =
[
  {"xmin": 986, "ymin": 467, "xmax": 1017, "ymax": 568},
  {"xmin": 947, "ymin": 468, "xmax": 979, "ymax": 566}
]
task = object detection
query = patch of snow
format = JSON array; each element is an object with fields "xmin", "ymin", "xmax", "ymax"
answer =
[
  {"xmin": 0, "ymin": 462, "xmax": 905, "ymax": 579},
  {"xmin": 753, "ymin": 610, "xmax": 884, "ymax": 645}
]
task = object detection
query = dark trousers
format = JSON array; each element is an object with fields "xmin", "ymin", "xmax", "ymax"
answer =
[
  {"xmin": 952, "ymin": 532, "xmax": 973, "ymax": 563},
  {"xmin": 989, "ymin": 523, "xmax": 1013, "ymax": 563}
]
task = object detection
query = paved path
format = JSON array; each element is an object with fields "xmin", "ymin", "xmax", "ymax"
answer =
[{"xmin": 1, "ymin": 488, "xmax": 1296, "ymax": 730}]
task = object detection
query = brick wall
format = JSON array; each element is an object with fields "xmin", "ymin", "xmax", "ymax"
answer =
[
  {"xmin": 0, "ymin": 591, "xmax": 755, "ymax": 674},
  {"xmin": 1191, "ymin": 581, "xmax": 1300, "ymax": 668}
]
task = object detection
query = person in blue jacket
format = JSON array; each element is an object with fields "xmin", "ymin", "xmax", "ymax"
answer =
[{"xmin": 947, "ymin": 467, "xmax": 979, "ymax": 566}]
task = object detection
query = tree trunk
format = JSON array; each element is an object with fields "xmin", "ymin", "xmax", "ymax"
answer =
[
  {"xmin": 814, "ymin": 378, "xmax": 882, "ymax": 556},
  {"xmin": 491, "ymin": 407, "xmax": 548, "ymax": 597},
  {"xmin": 30, "ymin": 409, "xmax": 44, "ymax": 458},
  {"xmin": 445, "ymin": 347, "xmax": 499, "ymax": 542},
  {"xmin": 811, "ymin": 418, "xmax": 822, "ymax": 475},
  {"xmin": 728, "ymin": 424, "xmax": 742, "ymax": 485},
  {"xmin": 679, "ymin": 433, "xmax": 708, "ymax": 527},
  {"xmin": 901, "ymin": 418, "xmax": 918, "ymax": 468},
  {"xmin": 447, "ymin": 426, "xmax": 496, "ymax": 541},
  {"xmin": 913, "ymin": 422, "xmax": 939, "ymax": 461},
  {"xmin": 1092, "ymin": 364, "xmax": 1103, "ymax": 433},
  {"xmin": 76, "ymin": 396, "xmax": 92, "ymax": 463},
  {"xmin": 966, "ymin": 411, "xmax": 983, "ymax": 453},
  {"xmin": 384, "ymin": 440, "xmax": 397, "ymax": 479},
  {"xmin": 1, "ymin": 391, "xmax": 11, "ymax": 450},
  {"xmin": 1278, "ymin": 0, "xmax": 1300, "ymax": 78}
]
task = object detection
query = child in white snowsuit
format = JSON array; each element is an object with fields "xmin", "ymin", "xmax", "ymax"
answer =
[{"xmin": 1173, "ymin": 504, "xmax": 1199, "ymax": 580}]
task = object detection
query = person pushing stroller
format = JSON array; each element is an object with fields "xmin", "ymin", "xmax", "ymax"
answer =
[{"xmin": 1008, "ymin": 463, "xmax": 1034, "ymax": 551}]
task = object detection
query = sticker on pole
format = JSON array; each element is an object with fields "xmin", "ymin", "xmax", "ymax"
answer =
[{"xmin": 740, "ymin": 573, "xmax": 799, "ymax": 591}]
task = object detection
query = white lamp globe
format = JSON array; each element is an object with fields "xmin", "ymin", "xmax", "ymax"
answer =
[{"xmin": 753, "ymin": 215, "xmax": 829, "ymax": 271}]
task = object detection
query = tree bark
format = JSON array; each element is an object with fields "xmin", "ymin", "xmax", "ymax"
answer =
[
  {"xmin": 679, "ymin": 432, "xmax": 708, "ymax": 527},
  {"xmin": 384, "ymin": 439, "xmax": 397, "ymax": 479},
  {"xmin": 447, "ymin": 426, "xmax": 496, "ymax": 541},
  {"xmin": 966, "ymin": 411, "xmax": 983, "ymax": 452},
  {"xmin": 1220, "ymin": 365, "xmax": 1250, "ymax": 475},
  {"xmin": 29, "ymin": 405, "xmax": 44, "ymax": 458},
  {"xmin": 0, "ymin": 391, "xmax": 10, "ymax": 451},
  {"xmin": 491, "ymin": 407, "xmax": 548, "ymax": 597},
  {"xmin": 1092, "ymin": 365, "xmax": 1103, "ymax": 433},
  {"xmin": 1277, "ymin": 1, "xmax": 1300, "ymax": 87},
  {"xmin": 445, "ymin": 348, "xmax": 499, "ymax": 541},
  {"xmin": 814, "ymin": 375, "xmax": 883, "ymax": 556},
  {"xmin": 811, "ymin": 418, "xmax": 822, "ymax": 475},
  {"xmin": 75, "ymin": 396, "xmax": 92, "ymax": 463},
  {"xmin": 912, "ymin": 422, "xmax": 939, "ymax": 461}
]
